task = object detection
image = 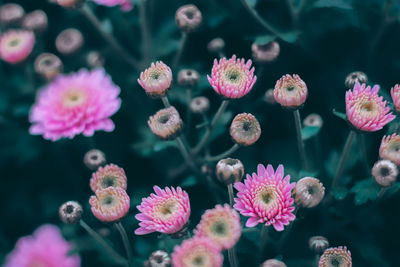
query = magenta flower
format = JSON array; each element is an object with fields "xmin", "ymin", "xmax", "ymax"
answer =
[
  {"xmin": 93, "ymin": 0, "xmax": 133, "ymax": 11},
  {"xmin": 207, "ymin": 55, "xmax": 256, "ymax": 99},
  {"xmin": 135, "ymin": 186, "xmax": 190, "ymax": 235},
  {"xmin": 390, "ymin": 84, "xmax": 400, "ymax": 112},
  {"xmin": 4, "ymin": 224, "xmax": 80, "ymax": 267},
  {"xmin": 234, "ymin": 164, "xmax": 296, "ymax": 231},
  {"xmin": 89, "ymin": 187, "xmax": 130, "ymax": 222},
  {"xmin": 29, "ymin": 69, "xmax": 121, "ymax": 141},
  {"xmin": 0, "ymin": 30, "xmax": 34, "ymax": 64},
  {"xmin": 346, "ymin": 82, "xmax": 395, "ymax": 132},
  {"xmin": 171, "ymin": 237, "xmax": 223, "ymax": 267}
]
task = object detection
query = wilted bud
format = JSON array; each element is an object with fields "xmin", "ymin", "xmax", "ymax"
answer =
[
  {"xmin": 263, "ymin": 89, "xmax": 275, "ymax": 104},
  {"xmin": 216, "ymin": 158, "xmax": 244, "ymax": 185},
  {"xmin": 84, "ymin": 149, "xmax": 106, "ymax": 170},
  {"xmin": 303, "ymin": 113, "xmax": 323, "ymax": 128},
  {"xmin": 22, "ymin": 10, "xmax": 48, "ymax": 35},
  {"xmin": 148, "ymin": 107, "xmax": 183, "ymax": 140},
  {"xmin": 34, "ymin": 53, "xmax": 63, "ymax": 80},
  {"xmin": 207, "ymin": 37, "xmax": 225, "ymax": 54},
  {"xmin": 252, "ymin": 41, "xmax": 280, "ymax": 63},
  {"xmin": 309, "ymin": 236, "xmax": 329, "ymax": 254},
  {"xmin": 294, "ymin": 177, "xmax": 325, "ymax": 208},
  {"xmin": 190, "ymin": 96, "xmax": 210, "ymax": 114},
  {"xmin": 55, "ymin": 28, "xmax": 84, "ymax": 55},
  {"xmin": 345, "ymin": 71, "xmax": 367, "ymax": 89},
  {"xmin": 57, "ymin": 0, "xmax": 85, "ymax": 9},
  {"xmin": 0, "ymin": 4, "xmax": 24, "ymax": 27},
  {"xmin": 230, "ymin": 113, "xmax": 261, "ymax": 146},
  {"xmin": 261, "ymin": 259, "xmax": 287, "ymax": 267},
  {"xmin": 145, "ymin": 250, "xmax": 172, "ymax": 267},
  {"xmin": 178, "ymin": 69, "xmax": 200, "ymax": 88},
  {"xmin": 59, "ymin": 201, "xmax": 83, "ymax": 224},
  {"xmin": 372, "ymin": 160, "xmax": 398, "ymax": 187},
  {"xmin": 86, "ymin": 51, "xmax": 105, "ymax": 68},
  {"xmin": 175, "ymin": 4, "xmax": 202, "ymax": 33}
]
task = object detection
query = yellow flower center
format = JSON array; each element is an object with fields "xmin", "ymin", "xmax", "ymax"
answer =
[
  {"xmin": 225, "ymin": 68, "xmax": 242, "ymax": 84},
  {"xmin": 158, "ymin": 199, "xmax": 177, "ymax": 217},
  {"xmin": 62, "ymin": 89, "xmax": 86, "ymax": 108}
]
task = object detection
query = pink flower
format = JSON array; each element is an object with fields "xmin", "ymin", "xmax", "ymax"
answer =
[
  {"xmin": 93, "ymin": 0, "xmax": 133, "ymax": 11},
  {"xmin": 0, "ymin": 30, "xmax": 34, "ymax": 64},
  {"xmin": 207, "ymin": 55, "xmax": 257, "ymax": 99},
  {"xmin": 274, "ymin": 74, "xmax": 307, "ymax": 108},
  {"xmin": 391, "ymin": 84, "xmax": 400, "ymax": 112},
  {"xmin": 89, "ymin": 187, "xmax": 130, "ymax": 222},
  {"xmin": 135, "ymin": 186, "xmax": 190, "ymax": 235},
  {"xmin": 138, "ymin": 61, "xmax": 172, "ymax": 97},
  {"xmin": 171, "ymin": 237, "xmax": 223, "ymax": 267},
  {"xmin": 346, "ymin": 82, "xmax": 395, "ymax": 132},
  {"xmin": 29, "ymin": 69, "xmax": 121, "ymax": 141},
  {"xmin": 194, "ymin": 204, "xmax": 241, "ymax": 250},
  {"xmin": 379, "ymin": 134, "xmax": 400, "ymax": 165},
  {"xmin": 4, "ymin": 224, "xmax": 80, "ymax": 267},
  {"xmin": 233, "ymin": 164, "xmax": 296, "ymax": 231},
  {"xmin": 90, "ymin": 163, "xmax": 127, "ymax": 193}
]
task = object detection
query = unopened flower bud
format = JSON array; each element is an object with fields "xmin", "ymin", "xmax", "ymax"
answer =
[
  {"xmin": 178, "ymin": 69, "xmax": 200, "ymax": 88},
  {"xmin": 86, "ymin": 51, "xmax": 105, "ymax": 68},
  {"xmin": 34, "ymin": 53, "xmax": 63, "ymax": 80},
  {"xmin": 145, "ymin": 250, "xmax": 172, "ymax": 267},
  {"xmin": 59, "ymin": 201, "xmax": 83, "ymax": 224},
  {"xmin": 175, "ymin": 5, "xmax": 202, "ymax": 33},
  {"xmin": 345, "ymin": 71, "xmax": 367, "ymax": 89},
  {"xmin": 274, "ymin": 74, "xmax": 308, "ymax": 109},
  {"xmin": 148, "ymin": 107, "xmax": 183, "ymax": 140},
  {"xmin": 216, "ymin": 158, "xmax": 244, "ymax": 185},
  {"xmin": 230, "ymin": 113, "xmax": 261, "ymax": 146},
  {"xmin": 84, "ymin": 149, "xmax": 106, "ymax": 170},
  {"xmin": 372, "ymin": 160, "xmax": 398, "ymax": 187},
  {"xmin": 303, "ymin": 113, "xmax": 323, "ymax": 128},
  {"xmin": 294, "ymin": 177, "xmax": 325, "ymax": 208},
  {"xmin": 379, "ymin": 134, "xmax": 400, "ymax": 165},
  {"xmin": 0, "ymin": 4, "xmax": 24, "ymax": 27},
  {"xmin": 55, "ymin": 28, "xmax": 84, "ymax": 56},
  {"xmin": 207, "ymin": 38, "xmax": 225, "ymax": 54},
  {"xmin": 309, "ymin": 236, "xmax": 329, "ymax": 254},
  {"xmin": 57, "ymin": 0, "xmax": 85, "ymax": 9},
  {"xmin": 138, "ymin": 61, "xmax": 172, "ymax": 97},
  {"xmin": 261, "ymin": 259, "xmax": 287, "ymax": 267},
  {"xmin": 22, "ymin": 10, "xmax": 48, "ymax": 35},
  {"xmin": 319, "ymin": 246, "xmax": 352, "ymax": 267},
  {"xmin": 190, "ymin": 97, "xmax": 210, "ymax": 114},
  {"xmin": 263, "ymin": 89, "xmax": 275, "ymax": 104},
  {"xmin": 252, "ymin": 41, "xmax": 280, "ymax": 63}
]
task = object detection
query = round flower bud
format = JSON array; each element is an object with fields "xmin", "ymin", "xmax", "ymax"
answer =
[
  {"xmin": 274, "ymin": 74, "xmax": 308, "ymax": 109},
  {"xmin": 89, "ymin": 187, "xmax": 130, "ymax": 222},
  {"xmin": 263, "ymin": 89, "xmax": 275, "ymax": 104},
  {"xmin": 261, "ymin": 259, "xmax": 287, "ymax": 267},
  {"xmin": 345, "ymin": 71, "xmax": 367, "ymax": 89},
  {"xmin": 59, "ymin": 201, "xmax": 83, "ymax": 224},
  {"xmin": 207, "ymin": 37, "xmax": 225, "ymax": 54},
  {"xmin": 84, "ymin": 149, "xmax": 106, "ymax": 170},
  {"xmin": 190, "ymin": 96, "xmax": 210, "ymax": 114},
  {"xmin": 177, "ymin": 69, "xmax": 200, "ymax": 88},
  {"xmin": 303, "ymin": 113, "xmax": 323, "ymax": 128},
  {"xmin": 0, "ymin": 3, "xmax": 24, "ymax": 27},
  {"xmin": 372, "ymin": 160, "xmax": 398, "ymax": 187},
  {"xmin": 138, "ymin": 61, "xmax": 172, "ymax": 97},
  {"xmin": 22, "ymin": 10, "xmax": 48, "ymax": 35},
  {"xmin": 148, "ymin": 107, "xmax": 183, "ymax": 140},
  {"xmin": 175, "ymin": 4, "xmax": 202, "ymax": 33},
  {"xmin": 90, "ymin": 164, "xmax": 127, "ymax": 193},
  {"xmin": 0, "ymin": 30, "xmax": 35, "ymax": 64},
  {"xmin": 57, "ymin": 0, "xmax": 85, "ymax": 9},
  {"xmin": 145, "ymin": 250, "xmax": 172, "ymax": 267},
  {"xmin": 230, "ymin": 113, "xmax": 261, "ymax": 146},
  {"xmin": 55, "ymin": 28, "xmax": 84, "ymax": 56},
  {"xmin": 379, "ymin": 134, "xmax": 400, "ymax": 165},
  {"xmin": 86, "ymin": 51, "xmax": 105, "ymax": 68},
  {"xmin": 319, "ymin": 246, "xmax": 352, "ymax": 267},
  {"xmin": 309, "ymin": 236, "xmax": 329, "ymax": 254},
  {"xmin": 294, "ymin": 177, "xmax": 325, "ymax": 208},
  {"xmin": 252, "ymin": 41, "xmax": 280, "ymax": 63},
  {"xmin": 216, "ymin": 158, "xmax": 244, "ymax": 185},
  {"xmin": 34, "ymin": 53, "xmax": 63, "ymax": 81}
]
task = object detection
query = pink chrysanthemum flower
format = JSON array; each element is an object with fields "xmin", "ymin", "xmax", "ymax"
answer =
[
  {"xmin": 390, "ymin": 84, "xmax": 400, "ymax": 112},
  {"xmin": 89, "ymin": 187, "xmax": 130, "ymax": 222},
  {"xmin": 29, "ymin": 69, "xmax": 121, "ymax": 141},
  {"xmin": 171, "ymin": 237, "xmax": 223, "ymax": 267},
  {"xmin": 379, "ymin": 134, "xmax": 400, "ymax": 165},
  {"xmin": 135, "ymin": 186, "xmax": 190, "ymax": 235},
  {"xmin": 194, "ymin": 204, "xmax": 241, "ymax": 250},
  {"xmin": 274, "ymin": 74, "xmax": 308, "ymax": 108},
  {"xmin": 207, "ymin": 55, "xmax": 257, "ymax": 99},
  {"xmin": 90, "ymin": 163, "xmax": 127, "ymax": 193},
  {"xmin": 233, "ymin": 164, "xmax": 296, "ymax": 231},
  {"xmin": 346, "ymin": 82, "xmax": 395, "ymax": 132},
  {"xmin": 138, "ymin": 61, "xmax": 173, "ymax": 97},
  {"xmin": 4, "ymin": 224, "xmax": 80, "ymax": 267},
  {"xmin": 93, "ymin": 0, "xmax": 133, "ymax": 11},
  {"xmin": 0, "ymin": 30, "xmax": 34, "ymax": 64},
  {"xmin": 319, "ymin": 246, "xmax": 352, "ymax": 267}
]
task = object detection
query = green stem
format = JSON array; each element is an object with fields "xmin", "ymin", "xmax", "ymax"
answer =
[
  {"xmin": 115, "ymin": 222, "xmax": 134, "ymax": 267},
  {"xmin": 227, "ymin": 183, "xmax": 235, "ymax": 207},
  {"xmin": 396, "ymin": 122, "xmax": 400, "ymax": 134},
  {"xmin": 176, "ymin": 136, "xmax": 198, "ymax": 172},
  {"xmin": 193, "ymin": 100, "xmax": 229, "ymax": 154},
  {"xmin": 258, "ymin": 225, "xmax": 269, "ymax": 263},
  {"xmin": 228, "ymin": 247, "xmax": 239, "ymax": 267},
  {"xmin": 139, "ymin": 0, "xmax": 151, "ymax": 66},
  {"xmin": 332, "ymin": 130, "xmax": 357, "ymax": 189},
  {"xmin": 293, "ymin": 110, "xmax": 309, "ymax": 170},
  {"xmin": 206, "ymin": 144, "xmax": 240, "ymax": 162},
  {"xmin": 186, "ymin": 88, "xmax": 192, "ymax": 132},
  {"xmin": 79, "ymin": 220, "xmax": 127, "ymax": 266},
  {"xmin": 161, "ymin": 96, "xmax": 171, "ymax": 108},
  {"xmin": 172, "ymin": 32, "xmax": 188, "ymax": 70}
]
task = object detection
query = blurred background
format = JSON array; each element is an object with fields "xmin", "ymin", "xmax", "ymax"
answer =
[{"xmin": 1, "ymin": 0, "xmax": 400, "ymax": 266}]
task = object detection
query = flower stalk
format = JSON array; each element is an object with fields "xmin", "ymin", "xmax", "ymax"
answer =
[
  {"xmin": 172, "ymin": 32, "xmax": 188, "ymax": 70},
  {"xmin": 227, "ymin": 183, "xmax": 235, "ymax": 207},
  {"xmin": 115, "ymin": 222, "xmax": 134, "ymax": 267},
  {"xmin": 293, "ymin": 109, "xmax": 309, "ymax": 170},
  {"xmin": 206, "ymin": 144, "xmax": 240, "ymax": 162}
]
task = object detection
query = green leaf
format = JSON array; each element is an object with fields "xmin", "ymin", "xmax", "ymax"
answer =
[
  {"xmin": 332, "ymin": 187, "xmax": 348, "ymax": 200},
  {"xmin": 313, "ymin": 0, "xmax": 353, "ymax": 10},
  {"xmin": 301, "ymin": 126, "xmax": 321, "ymax": 140},
  {"xmin": 245, "ymin": 0, "xmax": 258, "ymax": 8},
  {"xmin": 254, "ymin": 35, "xmax": 276, "ymax": 45},
  {"xmin": 131, "ymin": 129, "xmax": 176, "ymax": 157},
  {"xmin": 180, "ymin": 175, "xmax": 198, "ymax": 187},
  {"xmin": 332, "ymin": 109, "xmax": 347, "ymax": 121},
  {"xmin": 350, "ymin": 178, "xmax": 380, "ymax": 205},
  {"xmin": 280, "ymin": 31, "xmax": 301, "ymax": 43}
]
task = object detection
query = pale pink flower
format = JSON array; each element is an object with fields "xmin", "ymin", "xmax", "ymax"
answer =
[
  {"xmin": 234, "ymin": 164, "xmax": 296, "ymax": 231},
  {"xmin": 194, "ymin": 204, "xmax": 241, "ymax": 250},
  {"xmin": 138, "ymin": 61, "xmax": 172, "ymax": 97},
  {"xmin": 171, "ymin": 237, "xmax": 223, "ymax": 267},
  {"xmin": 208, "ymin": 55, "xmax": 257, "ymax": 99},
  {"xmin": 274, "ymin": 74, "xmax": 307, "ymax": 108},
  {"xmin": 390, "ymin": 84, "xmax": 400, "ymax": 112},
  {"xmin": 379, "ymin": 134, "xmax": 400, "ymax": 165},
  {"xmin": 0, "ymin": 30, "xmax": 34, "ymax": 64},
  {"xmin": 135, "ymin": 186, "xmax": 190, "ymax": 235},
  {"xmin": 90, "ymin": 163, "xmax": 127, "ymax": 193},
  {"xmin": 4, "ymin": 224, "xmax": 80, "ymax": 267},
  {"xmin": 29, "ymin": 69, "xmax": 121, "ymax": 141},
  {"xmin": 93, "ymin": 0, "xmax": 133, "ymax": 11},
  {"xmin": 319, "ymin": 246, "xmax": 352, "ymax": 267},
  {"xmin": 346, "ymin": 82, "xmax": 395, "ymax": 132},
  {"xmin": 89, "ymin": 187, "xmax": 130, "ymax": 222}
]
